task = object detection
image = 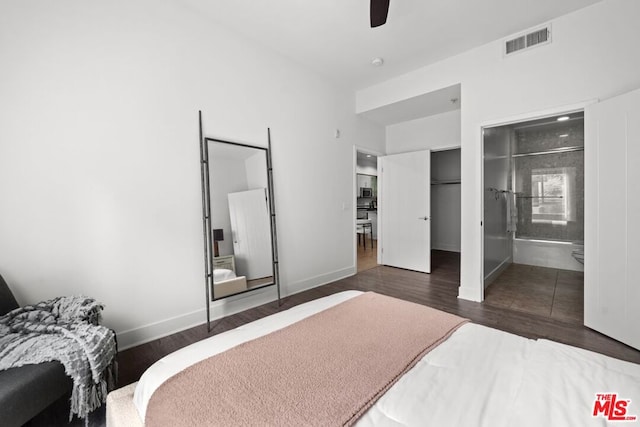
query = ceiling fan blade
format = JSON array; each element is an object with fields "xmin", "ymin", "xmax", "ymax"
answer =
[{"xmin": 370, "ymin": 0, "xmax": 389, "ymax": 27}]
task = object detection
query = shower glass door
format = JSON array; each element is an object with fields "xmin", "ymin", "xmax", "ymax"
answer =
[{"xmin": 512, "ymin": 116, "xmax": 584, "ymax": 243}]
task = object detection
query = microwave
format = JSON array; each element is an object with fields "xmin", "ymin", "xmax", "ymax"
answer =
[{"xmin": 360, "ymin": 187, "xmax": 373, "ymax": 198}]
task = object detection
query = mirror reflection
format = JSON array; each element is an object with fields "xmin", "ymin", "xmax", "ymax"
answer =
[{"xmin": 208, "ymin": 140, "xmax": 274, "ymax": 300}]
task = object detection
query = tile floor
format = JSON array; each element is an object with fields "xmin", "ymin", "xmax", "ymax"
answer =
[{"xmin": 484, "ymin": 263, "xmax": 584, "ymax": 324}]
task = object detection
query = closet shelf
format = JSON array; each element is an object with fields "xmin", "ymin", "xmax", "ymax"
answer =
[{"xmin": 431, "ymin": 179, "xmax": 461, "ymax": 185}]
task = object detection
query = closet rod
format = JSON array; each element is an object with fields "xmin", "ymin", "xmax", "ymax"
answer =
[
  {"xmin": 512, "ymin": 145, "xmax": 583, "ymax": 158},
  {"xmin": 431, "ymin": 180, "xmax": 461, "ymax": 185}
]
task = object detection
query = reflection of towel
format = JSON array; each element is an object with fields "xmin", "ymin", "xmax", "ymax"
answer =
[{"xmin": 507, "ymin": 192, "xmax": 518, "ymax": 233}]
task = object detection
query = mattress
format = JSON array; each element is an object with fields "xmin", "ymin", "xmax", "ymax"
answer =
[{"xmin": 107, "ymin": 291, "xmax": 640, "ymax": 427}]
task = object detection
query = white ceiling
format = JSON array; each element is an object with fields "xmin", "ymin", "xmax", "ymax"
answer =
[{"xmin": 180, "ymin": 0, "xmax": 601, "ymax": 92}]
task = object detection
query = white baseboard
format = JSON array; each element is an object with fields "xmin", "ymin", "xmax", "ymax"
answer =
[
  {"xmin": 457, "ymin": 285, "xmax": 482, "ymax": 302},
  {"xmin": 117, "ymin": 307, "xmax": 208, "ymax": 351},
  {"xmin": 283, "ymin": 265, "xmax": 356, "ymax": 296},
  {"xmin": 117, "ymin": 265, "xmax": 357, "ymax": 350}
]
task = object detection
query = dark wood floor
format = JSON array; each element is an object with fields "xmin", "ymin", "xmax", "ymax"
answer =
[
  {"xmin": 30, "ymin": 250, "xmax": 640, "ymax": 426},
  {"xmin": 117, "ymin": 250, "xmax": 640, "ymax": 389}
]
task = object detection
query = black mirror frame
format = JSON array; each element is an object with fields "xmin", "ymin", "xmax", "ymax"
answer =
[{"xmin": 198, "ymin": 112, "xmax": 281, "ymax": 332}]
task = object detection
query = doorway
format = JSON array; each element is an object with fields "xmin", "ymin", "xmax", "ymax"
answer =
[
  {"xmin": 356, "ymin": 150, "xmax": 379, "ymax": 272},
  {"xmin": 374, "ymin": 148, "xmax": 461, "ymax": 276},
  {"xmin": 430, "ymin": 148, "xmax": 461, "ymax": 276},
  {"xmin": 482, "ymin": 111, "xmax": 585, "ymax": 323}
]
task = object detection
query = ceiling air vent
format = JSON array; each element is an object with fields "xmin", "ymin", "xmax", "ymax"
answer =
[
  {"xmin": 504, "ymin": 25, "xmax": 551, "ymax": 56},
  {"xmin": 506, "ymin": 36, "xmax": 526, "ymax": 54},
  {"xmin": 526, "ymin": 28, "xmax": 549, "ymax": 47}
]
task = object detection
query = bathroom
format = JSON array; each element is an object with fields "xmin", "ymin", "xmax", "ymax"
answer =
[{"xmin": 483, "ymin": 112, "xmax": 584, "ymax": 322}]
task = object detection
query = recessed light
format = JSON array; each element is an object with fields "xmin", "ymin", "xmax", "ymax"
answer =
[
  {"xmin": 371, "ymin": 57, "xmax": 384, "ymax": 67},
  {"xmin": 366, "ymin": 154, "xmax": 372, "ymax": 158},
  {"xmin": 557, "ymin": 116, "xmax": 570, "ymax": 121},
  {"xmin": 559, "ymin": 134, "xmax": 569, "ymax": 138}
]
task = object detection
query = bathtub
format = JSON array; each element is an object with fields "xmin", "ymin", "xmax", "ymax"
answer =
[{"xmin": 513, "ymin": 238, "xmax": 584, "ymax": 272}]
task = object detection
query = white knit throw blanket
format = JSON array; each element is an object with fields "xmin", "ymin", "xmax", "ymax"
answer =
[{"xmin": 0, "ymin": 296, "xmax": 117, "ymax": 422}]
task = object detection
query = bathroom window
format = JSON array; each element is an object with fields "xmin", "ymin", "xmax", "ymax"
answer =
[
  {"xmin": 514, "ymin": 150, "xmax": 583, "ymax": 242},
  {"xmin": 531, "ymin": 167, "xmax": 576, "ymax": 225}
]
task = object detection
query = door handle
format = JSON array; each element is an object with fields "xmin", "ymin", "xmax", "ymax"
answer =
[{"xmin": 418, "ymin": 216, "xmax": 430, "ymax": 221}]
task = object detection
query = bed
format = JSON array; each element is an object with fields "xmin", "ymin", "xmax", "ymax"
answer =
[
  {"xmin": 212, "ymin": 268, "xmax": 247, "ymax": 298},
  {"xmin": 107, "ymin": 291, "xmax": 640, "ymax": 426}
]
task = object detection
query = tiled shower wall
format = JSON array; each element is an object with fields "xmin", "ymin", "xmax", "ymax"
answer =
[{"xmin": 513, "ymin": 119, "xmax": 584, "ymax": 242}]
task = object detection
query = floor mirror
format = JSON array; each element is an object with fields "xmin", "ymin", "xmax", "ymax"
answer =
[{"xmin": 198, "ymin": 112, "xmax": 281, "ymax": 331}]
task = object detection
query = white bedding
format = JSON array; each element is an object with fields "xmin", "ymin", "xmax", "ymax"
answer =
[
  {"xmin": 125, "ymin": 291, "xmax": 640, "ymax": 427},
  {"xmin": 212, "ymin": 268, "xmax": 235, "ymax": 282}
]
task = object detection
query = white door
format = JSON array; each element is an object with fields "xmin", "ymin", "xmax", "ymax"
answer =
[
  {"xmin": 228, "ymin": 189, "xmax": 273, "ymax": 281},
  {"xmin": 380, "ymin": 150, "xmax": 431, "ymax": 273},
  {"xmin": 585, "ymin": 88, "xmax": 640, "ymax": 350}
]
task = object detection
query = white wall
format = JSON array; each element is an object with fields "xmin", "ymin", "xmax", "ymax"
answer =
[
  {"xmin": 386, "ymin": 110, "xmax": 461, "ymax": 154},
  {"xmin": 0, "ymin": 0, "xmax": 384, "ymax": 348},
  {"xmin": 357, "ymin": 0, "xmax": 640, "ymax": 301}
]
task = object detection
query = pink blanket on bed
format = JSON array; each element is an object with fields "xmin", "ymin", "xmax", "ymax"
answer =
[{"xmin": 146, "ymin": 292, "xmax": 468, "ymax": 426}]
